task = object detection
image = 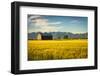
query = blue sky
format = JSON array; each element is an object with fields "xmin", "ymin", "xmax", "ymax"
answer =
[{"xmin": 28, "ymin": 15, "xmax": 88, "ymax": 33}]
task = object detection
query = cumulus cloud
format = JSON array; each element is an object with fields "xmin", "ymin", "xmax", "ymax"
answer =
[
  {"xmin": 32, "ymin": 18, "xmax": 48, "ymax": 26},
  {"xmin": 29, "ymin": 15, "xmax": 41, "ymax": 20},
  {"xmin": 49, "ymin": 22, "xmax": 62, "ymax": 25},
  {"xmin": 28, "ymin": 15, "xmax": 62, "ymax": 33},
  {"xmin": 69, "ymin": 20, "xmax": 80, "ymax": 24}
]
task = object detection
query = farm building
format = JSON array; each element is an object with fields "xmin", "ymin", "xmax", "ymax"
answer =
[
  {"xmin": 28, "ymin": 32, "xmax": 68, "ymax": 40},
  {"xmin": 36, "ymin": 32, "xmax": 42, "ymax": 40},
  {"xmin": 36, "ymin": 32, "xmax": 53, "ymax": 40},
  {"xmin": 42, "ymin": 33, "xmax": 53, "ymax": 40},
  {"xmin": 28, "ymin": 32, "xmax": 87, "ymax": 40}
]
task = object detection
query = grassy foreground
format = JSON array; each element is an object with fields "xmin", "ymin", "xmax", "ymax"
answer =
[{"xmin": 28, "ymin": 39, "xmax": 88, "ymax": 61}]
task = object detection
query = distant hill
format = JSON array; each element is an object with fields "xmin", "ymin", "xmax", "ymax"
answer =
[
  {"xmin": 28, "ymin": 32, "xmax": 88, "ymax": 40},
  {"xmin": 28, "ymin": 32, "xmax": 37, "ymax": 40}
]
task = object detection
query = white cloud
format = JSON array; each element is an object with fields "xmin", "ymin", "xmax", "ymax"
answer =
[
  {"xmin": 69, "ymin": 20, "xmax": 80, "ymax": 24},
  {"xmin": 29, "ymin": 15, "xmax": 41, "ymax": 20},
  {"xmin": 33, "ymin": 18, "xmax": 48, "ymax": 26},
  {"xmin": 28, "ymin": 15, "xmax": 62, "ymax": 32},
  {"xmin": 49, "ymin": 22, "xmax": 62, "ymax": 25}
]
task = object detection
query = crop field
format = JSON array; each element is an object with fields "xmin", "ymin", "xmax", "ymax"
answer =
[{"xmin": 28, "ymin": 39, "xmax": 88, "ymax": 61}]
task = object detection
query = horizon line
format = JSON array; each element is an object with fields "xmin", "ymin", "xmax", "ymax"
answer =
[{"xmin": 28, "ymin": 31, "xmax": 88, "ymax": 34}]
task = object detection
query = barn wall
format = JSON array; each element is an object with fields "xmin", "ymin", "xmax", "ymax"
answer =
[{"xmin": 42, "ymin": 36, "xmax": 53, "ymax": 40}]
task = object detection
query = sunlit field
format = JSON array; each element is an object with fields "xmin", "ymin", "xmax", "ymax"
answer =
[{"xmin": 28, "ymin": 39, "xmax": 88, "ymax": 61}]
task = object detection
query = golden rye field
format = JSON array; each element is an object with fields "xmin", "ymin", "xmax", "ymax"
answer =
[{"xmin": 28, "ymin": 39, "xmax": 88, "ymax": 61}]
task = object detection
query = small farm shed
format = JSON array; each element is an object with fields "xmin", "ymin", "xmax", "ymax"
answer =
[
  {"xmin": 36, "ymin": 32, "xmax": 53, "ymax": 40},
  {"xmin": 36, "ymin": 32, "xmax": 42, "ymax": 40}
]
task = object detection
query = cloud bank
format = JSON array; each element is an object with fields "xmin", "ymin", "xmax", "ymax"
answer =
[{"xmin": 28, "ymin": 15, "xmax": 62, "ymax": 33}]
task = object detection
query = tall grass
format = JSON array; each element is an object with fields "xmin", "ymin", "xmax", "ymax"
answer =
[{"xmin": 28, "ymin": 39, "xmax": 88, "ymax": 61}]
